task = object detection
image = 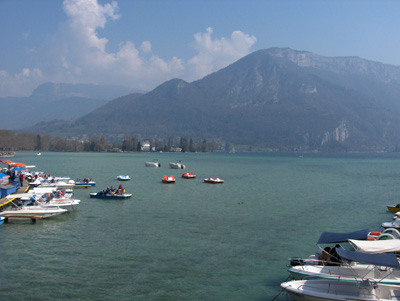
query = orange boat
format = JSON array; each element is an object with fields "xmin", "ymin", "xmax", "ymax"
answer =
[
  {"xmin": 182, "ymin": 172, "xmax": 196, "ymax": 179},
  {"xmin": 162, "ymin": 175, "xmax": 175, "ymax": 184}
]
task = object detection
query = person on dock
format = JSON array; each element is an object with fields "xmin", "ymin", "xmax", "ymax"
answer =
[{"xmin": 19, "ymin": 173, "xmax": 24, "ymax": 187}]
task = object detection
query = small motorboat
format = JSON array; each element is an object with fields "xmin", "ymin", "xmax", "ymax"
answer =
[
  {"xmin": 169, "ymin": 160, "xmax": 185, "ymax": 169},
  {"xmin": 117, "ymin": 175, "xmax": 131, "ymax": 181},
  {"xmin": 145, "ymin": 159, "xmax": 161, "ymax": 167},
  {"xmin": 74, "ymin": 178, "xmax": 96, "ymax": 188},
  {"xmin": 382, "ymin": 217, "xmax": 400, "ymax": 230},
  {"xmin": 387, "ymin": 204, "xmax": 400, "ymax": 212},
  {"xmin": 90, "ymin": 192, "xmax": 132, "ymax": 199},
  {"xmin": 281, "ymin": 278, "xmax": 400, "ymax": 301},
  {"xmin": 0, "ymin": 205, "xmax": 68, "ymax": 219},
  {"xmin": 162, "ymin": 175, "xmax": 175, "ymax": 184},
  {"xmin": 204, "ymin": 177, "xmax": 224, "ymax": 184},
  {"xmin": 182, "ymin": 172, "xmax": 196, "ymax": 179}
]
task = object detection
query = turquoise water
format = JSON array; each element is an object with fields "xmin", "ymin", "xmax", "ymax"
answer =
[{"xmin": 1, "ymin": 152, "xmax": 400, "ymax": 300}]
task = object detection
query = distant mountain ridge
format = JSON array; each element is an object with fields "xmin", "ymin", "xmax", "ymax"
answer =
[
  {"xmin": 0, "ymin": 83, "xmax": 143, "ymax": 130},
  {"xmin": 24, "ymin": 48, "xmax": 400, "ymax": 151}
]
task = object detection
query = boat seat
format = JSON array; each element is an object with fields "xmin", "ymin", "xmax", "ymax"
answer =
[{"xmin": 391, "ymin": 289, "xmax": 400, "ymax": 300}]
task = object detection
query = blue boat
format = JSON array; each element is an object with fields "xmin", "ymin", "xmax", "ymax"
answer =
[
  {"xmin": 74, "ymin": 178, "xmax": 96, "ymax": 188},
  {"xmin": 90, "ymin": 192, "xmax": 132, "ymax": 199}
]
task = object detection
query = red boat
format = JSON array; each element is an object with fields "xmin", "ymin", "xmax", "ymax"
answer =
[
  {"xmin": 162, "ymin": 175, "xmax": 175, "ymax": 184},
  {"xmin": 182, "ymin": 172, "xmax": 196, "ymax": 179},
  {"xmin": 204, "ymin": 177, "xmax": 224, "ymax": 184}
]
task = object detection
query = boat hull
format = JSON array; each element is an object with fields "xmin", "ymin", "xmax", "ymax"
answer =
[
  {"xmin": 145, "ymin": 162, "xmax": 160, "ymax": 167},
  {"xmin": 74, "ymin": 182, "xmax": 96, "ymax": 188},
  {"xmin": 0, "ymin": 207, "xmax": 67, "ymax": 219},
  {"xmin": 387, "ymin": 205, "xmax": 400, "ymax": 212},
  {"xmin": 204, "ymin": 179, "xmax": 224, "ymax": 184},
  {"xmin": 281, "ymin": 279, "xmax": 397, "ymax": 301}
]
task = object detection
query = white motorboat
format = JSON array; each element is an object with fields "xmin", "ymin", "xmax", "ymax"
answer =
[
  {"xmin": 282, "ymin": 249, "xmax": 400, "ymax": 300},
  {"xmin": 40, "ymin": 198, "xmax": 80, "ymax": 211},
  {"xmin": 281, "ymin": 278, "xmax": 400, "ymax": 301},
  {"xmin": 288, "ymin": 229, "xmax": 400, "ymax": 284},
  {"xmin": 0, "ymin": 205, "xmax": 67, "ymax": 219},
  {"xmin": 145, "ymin": 159, "xmax": 161, "ymax": 167},
  {"xmin": 169, "ymin": 160, "xmax": 185, "ymax": 169}
]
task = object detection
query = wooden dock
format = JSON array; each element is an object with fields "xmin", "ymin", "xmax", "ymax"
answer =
[
  {"xmin": 2, "ymin": 215, "xmax": 44, "ymax": 223},
  {"xmin": 0, "ymin": 185, "xmax": 30, "ymax": 209}
]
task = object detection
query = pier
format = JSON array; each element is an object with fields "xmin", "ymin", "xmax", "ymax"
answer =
[{"xmin": 0, "ymin": 184, "xmax": 29, "ymax": 209}]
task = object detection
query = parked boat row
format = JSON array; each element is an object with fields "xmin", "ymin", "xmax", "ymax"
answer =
[
  {"xmin": 0, "ymin": 161, "xmax": 86, "ymax": 222},
  {"xmin": 280, "ymin": 212, "xmax": 400, "ymax": 300}
]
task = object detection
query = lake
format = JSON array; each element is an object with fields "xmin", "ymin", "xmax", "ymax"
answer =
[{"xmin": 1, "ymin": 151, "xmax": 399, "ymax": 300}]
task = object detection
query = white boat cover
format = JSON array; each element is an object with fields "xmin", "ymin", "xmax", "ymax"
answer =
[{"xmin": 348, "ymin": 239, "xmax": 400, "ymax": 253}]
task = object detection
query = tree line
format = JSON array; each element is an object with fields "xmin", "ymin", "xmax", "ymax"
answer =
[{"xmin": 0, "ymin": 130, "xmax": 220, "ymax": 152}]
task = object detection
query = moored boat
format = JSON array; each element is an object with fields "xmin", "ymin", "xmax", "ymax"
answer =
[
  {"xmin": 162, "ymin": 175, "xmax": 175, "ymax": 184},
  {"xmin": 169, "ymin": 160, "xmax": 185, "ymax": 169},
  {"xmin": 117, "ymin": 175, "xmax": 131, "ymax": 181},
  {"xmin": 145, "ymin": 159, "xmax": 161, "ymax": 167},
  {"xmin": 182, "ymin": 172, "xmax": 196, "ymax": 179},
  {"xmin": 204, "ymin": 177, "xmax": 224, "ymax": 184},
  {"xmin": 74, "ymin": 178, "xmax": 96, "ymax": 187},
  {"xmin": 283, "ymin": 249, "xmax": 400, "ymax": 300},
  {"xmin": 90, "ymin": 192, "xmax": 132, "ymax": 199},
  {"xmin": 387, "ymin": 204, "xmax": 400, "ymax": 212},
  {"xmin": 0, "ymin": 205, "xmax": 67, "ymax": 219}
]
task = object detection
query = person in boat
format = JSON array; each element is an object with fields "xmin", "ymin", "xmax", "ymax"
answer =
[
  {"xmin": 118, "ymin": 184, "xmax": 123, "ymax": 195},
  {"xmin": 105, "ymin": 186, "xmax": 111, "ymax": 195},
  {"xmin": 318, "ymin": 247, "xmax": 331, "ymax": 265},
  {"xmin": 329, "ymin": 244, "xmax": 342, "ymax": 265},
  {"xmin": 110, "ymin": 186, "xmax": 115, "ymax": 195}
]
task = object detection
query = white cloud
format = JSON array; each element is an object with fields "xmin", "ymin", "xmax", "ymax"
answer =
[
  {"xmin": 0, "ymin": 0, "xmax": 256, "ymax": 97},
  {"xmin": 140, "ymin": 41, "xmax": 152, "ymax": 53},
  {"xmin": 187, "ymin": 27, "xmax": 257, "ymax": 80},
  {"xmin": 0, "ymin": 68, "xmax": 43, "ymax": 97}
]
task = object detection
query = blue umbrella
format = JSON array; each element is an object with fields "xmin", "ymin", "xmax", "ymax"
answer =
[
  {"xmin": 12, "ymin": 167, "xmax": 26, "ymax": 171},
  {"xmin": 0, "ymin": 173, "xmax": 9, "ymax": 180}
]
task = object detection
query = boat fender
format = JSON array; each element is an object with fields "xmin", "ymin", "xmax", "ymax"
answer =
[
  {"xmin": 369, "ymin": 231, "xmax": 381, "ymax": 236},
  {"xmin": 289, "ymin": 257, "xmax": 304, "ymax": 266}
]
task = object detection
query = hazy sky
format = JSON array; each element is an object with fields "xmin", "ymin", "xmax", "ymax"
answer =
[{"xmin": 1, "ymin": 0, "xmax": 399, "ymax": 97}]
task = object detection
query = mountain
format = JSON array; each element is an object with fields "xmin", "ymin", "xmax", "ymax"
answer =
[
  {"xmin": 0, "ymin": 83, "xmax": 143, "ymax": 130},
  {"xmin": 24, "ymin": 48, "xmax": 400, "ymax": 151}
]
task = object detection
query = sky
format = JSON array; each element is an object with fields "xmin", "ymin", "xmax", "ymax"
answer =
[{"xmin": 1, "ymin": 0, "xmax": 400, "ymax": 98}]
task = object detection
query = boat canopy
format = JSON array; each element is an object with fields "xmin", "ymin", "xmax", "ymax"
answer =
[
  {"xmin": 348, "ymin": 239, "xmax": 400, "ymax": 254},
  {"xmin": 317, "ymin": 229, "xmax": 369, "ymax": 244},
  {"xmin": 337, "ymin": 248, "xmax": 400, "ymax": 268}
]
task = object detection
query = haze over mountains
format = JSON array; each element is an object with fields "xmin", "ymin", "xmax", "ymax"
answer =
[
  {"xmin": 17, "ymin": 48, "xmax": 400, "ymax": 151},
  {"xmin": 0, "ymin": 83, "xmax": 142, "ymax": 130}
]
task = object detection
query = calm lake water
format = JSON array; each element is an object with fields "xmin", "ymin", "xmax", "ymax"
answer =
[{"xmin": 1, "ymin": 151, "xmax": 400, "ymax": 300}]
